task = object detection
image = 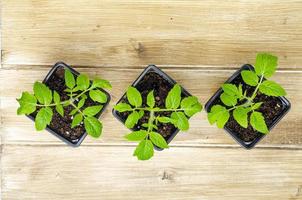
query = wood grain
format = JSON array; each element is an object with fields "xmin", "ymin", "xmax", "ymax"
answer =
[
  {"xmin": 2, "ymin": 0, "xmax": 302, "ymax": 68},
  {"xmin": 2, "ymin": 145, "xmax": 302, "ymax": 200},
  {"xmin": 2, "ymin": 1, "xmax": 302, "ymax": 199},
  {"xmin": 1, "ymin": 67, "xmax": 300, "ymax": 146}
]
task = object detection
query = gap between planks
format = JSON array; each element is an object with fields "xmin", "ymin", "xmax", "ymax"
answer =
[
  {"xmin": 1, "ymin": 64, "xmax": 302, "ymax": 72},
  {"xmin": 3, "ymin": 142, "xmax": 302, "ymax": 151}
]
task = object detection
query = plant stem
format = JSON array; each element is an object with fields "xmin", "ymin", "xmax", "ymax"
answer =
[
  {"xmin": 36, "ymin": 87, "xmax": 92, "ymax": 108},
  {"xmin": 70, "ymin": 101, "xmax": 85, "ymax": 118},
  {"xmin": 227, "ymin": 74, "xmax": 264, "ymax": 112},
  {"xmin": 250, "ymin": 74, "xmax": 264, "ymax": 100},
  {"xmin": 36, "ymin": 100, "xmax": 69, "ymax": 107},
  {"xmin": 156, "ymin": 108, "xmax": 184, "ymax": 112},
  {"xmin": 227, "ymin": 101, "xmax": 254, "ymax": 112},
  {"xmin": 127, "ymin": 105, "xmax": 188, "ymax": 134},
  {"xmin": 74, "ymin": 88, "xmax": 93, "ymax": 100},
  {"xmin": 147, "ymin": 110, "xmax": 155, "ymax": 132},
  {"xmin": 130, "ymin": 107, "xmax": 184, "ymax": 113}
]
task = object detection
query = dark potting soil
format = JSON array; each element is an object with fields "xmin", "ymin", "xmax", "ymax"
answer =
[
  {"xmin": 30, "ymin": 66, "xmax": 101, "ymax": 144},
  {"xmin": 210, "ymin": 74, "xmax": 283, "ymax": 143},
  {"xmin": 116, "ymin": 71, "xmax": 188, "ymax": 141}
]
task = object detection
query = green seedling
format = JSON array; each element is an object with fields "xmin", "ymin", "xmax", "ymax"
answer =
[
  {"xmin": 208, "ymin": 53, "xmax": 287, "ymax": 134},
  {"xmin": 17, "ymin": 69, "xmax": 111, "ymax": 138},
  {"xmin": 114, "ymin": 84, "xmax": 203, "ymax": 160}
]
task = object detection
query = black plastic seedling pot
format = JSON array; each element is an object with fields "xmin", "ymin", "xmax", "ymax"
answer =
[
  {"xmin": 205, "ymin": 64, "xmax": 291, "ymax": 149},
  {"xmin": 112, "ymin": 65, "xmax": 192, "ymax": 150},
  {"xmin": 27, "ymin": 62, "xmax": 111, "ymax": 147}
]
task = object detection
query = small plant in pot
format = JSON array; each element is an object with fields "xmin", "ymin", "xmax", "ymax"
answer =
[
  {"xmin": 205, "ymin": 53, "xmax": 291, "ymax": 148},
  {"xmin": 17, "ymin": 62, "xmax": 111, "ymax": 146},
  {"xmin": 113, "ymin": 65, "xmax": 203, "ymax": 160}
]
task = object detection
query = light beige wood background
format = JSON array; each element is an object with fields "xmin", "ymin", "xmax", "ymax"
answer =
[{"xmin": 1, "ymin": 0, "xmax": 302, "ymax": 199}]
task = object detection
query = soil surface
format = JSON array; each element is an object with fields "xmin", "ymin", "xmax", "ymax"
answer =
[
  {"xmin": 30, "ymin": 66, "xmax": 105, "ymax": 144},
  {"xmin": 209, "ymin": 73, "xmax": 284, "ymax": 143},
  {"xmin": 115, "ymin": 70, "xmax": 189, "ymax": 141}
]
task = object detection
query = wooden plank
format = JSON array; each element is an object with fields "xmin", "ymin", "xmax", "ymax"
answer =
[
  {"xmin": 2, "ymin": 0, "xmax": 302, "ymax": 68},
  {"xmin": 2, "ymin": 145, "xmax": 302, "ymax": 200},
  {"xmin": 0, "ymin": 145, "xmax": 2, "ymax": 200},
  {"xmin": 0, "ymin": 144, "xmax": 2, "ymax": 200},
  {"xmin": 0, "ymin": 6, "xmax": 2, "ymax": 193},
  {"xmin": 1, "ymin": 67, "xmax": 301, "ymax": 146}
]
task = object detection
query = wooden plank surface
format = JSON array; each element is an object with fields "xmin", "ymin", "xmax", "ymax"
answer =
[
  {"xmin": 2, "ymin": 145, "xmax": 302, "ymax": 200},
  {"xmin": 2, "ymin": 0, "xmax": 302, "ymax": 199},
  {"xmin": 2, "ymin": 0, "xmax": 302, "ymax": 68}
]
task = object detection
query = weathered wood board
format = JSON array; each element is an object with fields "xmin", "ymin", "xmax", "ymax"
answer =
[{"xmin": 1, "ymin": 0, "xmax": 302, "ymax": 199}]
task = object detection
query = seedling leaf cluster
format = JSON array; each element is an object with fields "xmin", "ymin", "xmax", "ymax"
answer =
[
  {"xmin": 17, "ymin": 69, "xmax": 111, "ymax": 138},
  {"xmin": 208, "ymin": 53, "xmax": 287, "ymax": 133},
  {"xmin": 114, "ymin": 84, "xmax": 203, "ymax": 160}
]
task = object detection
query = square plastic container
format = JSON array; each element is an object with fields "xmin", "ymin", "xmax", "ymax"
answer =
[
  {"xmin": 112, "ymin": 65, "xmax": 192, "ymax": 150},
  {"xmin": 205, "ymin": 64, "xmax": 291, "ymax": 149},
  {"xmin": 27, "ymin": 62, "xmax": 111, "ymax": 147}
]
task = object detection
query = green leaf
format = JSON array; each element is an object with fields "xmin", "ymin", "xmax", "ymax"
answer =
[
  {"xmin": 170, "ymin": 112, "xmax": 189, "ymax": 131},
  {"xmin": 72, "ymin": 86, "xmax": 81, "ymax": 92},
  {"xmin": 180, "ymin": 96, "xmax": 202, "ymax": 117},
  {"xmin": 251, "ymin": 102, "xmax": 263, "ymax": 110},
  {"xmin": 134, "ymin": 140, "xmax": 154, "ymax": 160},
  {"xmin": 114, "ymin": 103, "xmax": 132, "ymax": 112},
  {"xmin": 69, "ymin": 108, "xmax": 77, "ymax": 116},
  {"xmin": 222, "ymin": 84, "xmax": 239, "ymax": 97},
  {"xmin": 92, "ymin": 78, "xmax": 112, "ymax": 89},
  {"xmin": 64, "ymin": 69, "xmax": 75, "ymax": 89},
  {"xmin": 250, "ymin": 111, "xmax": 268, "ymax": 134},
  {"xmin": 255, "ymin": 53, "xmax": 278, "ymax": 78},
  {"xmin": 259, "ymin": 80, "xmax": 286, "ymax": 97},
  {"xmin": 84, "ymin": 117, "xmax": 103, "ymax": 138},
  {"xmin": 243, "ymin": 90, "xmax": 247, "ymax": 98},
  {"xmin": 56, "ymin": 104, "xmax": 64, "ymax": 117},
  {"xmin": 233, "ymin": 107, "xmax": 249, "ymax": 128},
  {"xmin": 71, "ymin": 113, "xmax": 83, "ymax": 128},
  {"xmin": 207, "ymin": 105, "xmax": 230, "ymax": 128},
  {"xmin": 64, "ymin": 88, "xmax": 72, "ymax": 93},
  {"xmin": 124, "ymin": 130, "xmax": 148, "ymax": 141},
  {"xmin": 53, "ymin": 91, "xmax": 60, "ymax": 104},
  {"xmin": 125, "ymin": 111, "xmax": 141, "ymax": 129},
  {"xmin": 89, "ymin": 89, "xmax": 107, "ymax": 103},
  {"xmin": 81, "ymin": 94, "xmax": 88, "ymax": 100},
  {"xmin": 33, "ymin": 82, "xmax": 52, "ymax": 105},
  {"xmin": 138, "ymin": 110, "xmax": 144, "ymax": 118},
  {"xmin": 149, "ymin": 132, "xmax": 168, "ymax": 149},
  {"xmin": 17, "ymin": 92, "xmax": 37, "ymax": 115},
  {"xmin": 76, "ymin": 74, "xmax": 90, "ymax": 90},
  {"xmin": 165, "ymin": 84, "xmax": 181, "ymax": 109},
  {"xmin": 238, "ymin": 84, "xmax": 243, "ymax": 98},
  {"xmin": 35, "ymin": 107, "xmax": 53, "ymax": 131},
  {"xmin": 181, "ymin": 96, "xmax": 197, "ymax": 107},
  {"xmin": 126, "ymin": 86, "xmax": 142, "ymax": 107},
  {"xmin": 77, "ymin": 98, "xmax": 86, "ymax": 109},
  {"xmin": 241, "ymin": 70, "xmax": 259, "ymax": 86},
  {"xmin": 147, "ymin": 90, "xmax": 155, "ymax": 108},
  {"xmin": 62, "ymin": 101, "xmax": 70, "ymax": 107},
  {"xmin": 83, "ymin": 105, "xmax": 103, "ymax": 117},
  {"xmin": 53, "ymin": 91, "xmax": 64, "ymax": 117},
  {"xmin": 220, "ymin": 93, "xmax": 237, "ymax": 107},
  {"xmin": 157, "ymin": 116, "xmax": 173, "ymax": 124}
]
